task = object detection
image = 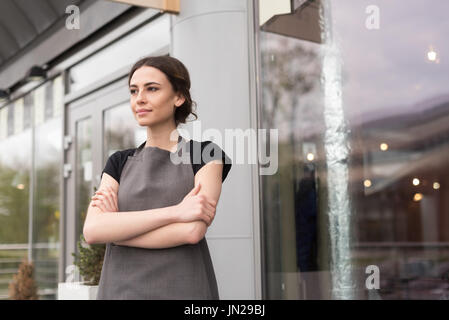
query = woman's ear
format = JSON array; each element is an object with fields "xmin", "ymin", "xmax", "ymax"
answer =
[{"xmin": 174, "ymin": 93, "xmax": 186, "ymax": 107}]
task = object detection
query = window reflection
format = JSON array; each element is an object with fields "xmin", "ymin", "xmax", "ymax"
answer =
[
  {"xmin": 0, "ymin": 129, "xmax": 31, "ymax": 244},
  {"xmin": 0, "ymin": 76, "xmax": 63, "ymax": 300},
  {"xmin": 258, "ymin": 0, "xmax": 449, "ymax": 299},
  {"xmin": 0, "ymin": 102, "xmax": 32, "ymax": 300},
  {"xmin": 103, "ymin": 103, "xmax": 146, "ymax": 165},
  {"xmin": 75, "ymin": 118, "xmax": 92, "ymax": 247},
  {"xmin": 33, "ymin": 118, "xmax": 62, "ymax": 300},
  {"xmin": 33, "ymin": 77, "xmax": 63, "ymax": 300}
]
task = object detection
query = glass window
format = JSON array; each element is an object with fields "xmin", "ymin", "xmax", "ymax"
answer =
[
  {"xmin": 0, "ymin": 112, "xmax": 31, "ymax": 244},
  {"xmin": 103, "ymin": 103, "xmax": 146, "ymax": 165},
  {"xmin": 32, "ymin": 77, "xmax": 63, "ymax": 300},
  {"xmin": 69, "ymin": 15, "xmax": 170, "ymax": 92},
  {"xmin": 0, "ymin": 75, "xmax": 63, "ymax": 300},
  {"xmin": 0, "ymin": 102, "xmax": 31, "ymax": 300},
  {"xmin": 258, "ymin": 0, "xmax": 449, "ymax": 299},
  {"xmin": 75, "ymin": 117, "xmax": 92, "ymax": 247}
]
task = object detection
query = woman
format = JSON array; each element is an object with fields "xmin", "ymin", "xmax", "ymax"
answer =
[{"xmin": 83, "ymin": 55, "xmax": 232, "ymax": 300}]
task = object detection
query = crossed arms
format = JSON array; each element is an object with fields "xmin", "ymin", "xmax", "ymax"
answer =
[{"xmin": 83, "ymin": 160, "xmax": 224, "ymax": 249}]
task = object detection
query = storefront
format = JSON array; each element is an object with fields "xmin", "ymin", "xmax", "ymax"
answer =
[
  {"xmin": 257, "ymin": 0, "xmax": 449, "ymax": 299},
  {"xmin": 0, "ymin": 0, "xmax": 448, "ymax": 300}
]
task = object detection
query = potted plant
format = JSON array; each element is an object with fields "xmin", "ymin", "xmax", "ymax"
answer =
[
  {"xmin": 8, "ymin": 258, "xmax": 39, "ymax": 300},
  {"xmin": 58, "ymin": 234, "xmax": 105, "ymax": 300}
]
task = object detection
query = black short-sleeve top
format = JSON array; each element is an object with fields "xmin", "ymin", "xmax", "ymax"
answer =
[{"xmin": 101, "ymin": 139, "xmax": 232, "ymax": 184}]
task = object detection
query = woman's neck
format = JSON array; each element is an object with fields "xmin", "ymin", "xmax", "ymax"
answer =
[{"xmin": 145, "ymin": 125, "xmax": 179, "ymax": 152}]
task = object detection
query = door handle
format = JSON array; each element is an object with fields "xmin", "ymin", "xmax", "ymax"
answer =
[{"xmin": 63, "ymin": 163, "xmax": 72, "ymax": 178}]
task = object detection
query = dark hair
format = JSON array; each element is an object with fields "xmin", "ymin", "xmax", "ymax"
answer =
[{"xmin": 128, "ymin": 55, "xmax": 198, "ymax": 127}]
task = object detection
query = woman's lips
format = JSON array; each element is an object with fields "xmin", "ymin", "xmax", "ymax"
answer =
[{"xmin": 137, "ymin": 109, "xmax": 152, "ymax": 115}]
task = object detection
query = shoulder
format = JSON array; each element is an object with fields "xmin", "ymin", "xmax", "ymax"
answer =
[
  {"xmin": 188, "ymin": 139, "xmax": 232, "ymax": 182},
  {"xmin": 107, "ymin": 148, "xmax": 136, "ymax": 164},
  {"xmin": 102, "ymin": 146, "xmax": 139, "ymax": 184},
  {"xmin": 105, "ymin": 147, "xmax": 137, "ymax": 171},
  {"xmin": 188, "ymin": 140, "xmax": 227, "ymax": 157}
]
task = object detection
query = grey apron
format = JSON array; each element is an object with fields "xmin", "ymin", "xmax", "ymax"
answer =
[{"xmin": 96, "ymin": 135, "xmax": 219, "ymax": 300}]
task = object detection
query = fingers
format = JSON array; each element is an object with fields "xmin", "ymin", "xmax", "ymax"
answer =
[
  {"xmin": 104, "ymin": 186, "xmax": 118, "ymax": 211},
  {"xmin": 92, "ymin": 186, "xmax": 118, "ymax": 212},
  {"xmin": 94, "ymin": 193, "xmax": 110, "ymax": 210},
  {"xmin": 197, "ymin": 196, "xmax": 216, "ymax": 226},
  {"xmin": 92, "ymin": 193, "xmax": 111, "ymax": 211},
  {"xmin": 204, "ymin": 200, "xmax": 216, "ymax": 214},
  {"xmin": 99, "ymin": 186, "xmax": 117, "ymax": 211},
  {"xmin": 197, "ymin": 194, "xmax": 217, "ymax": 211},
  {"xmin": 187, "ymin": 183, "xmax": 201, "ymax": 197},
  {"xmin": 109, "ymin": 186, "xmax": 118, "ymax": 210},
  {"xmin": 192, "ymin": 195, "xmax": 216, "ymax": 225},
  {"xmin": 200, "ymin": 213, "xmax": 212, "ymax": 226},
  {"xmin": 205, "ymin": 210, "xmax": 215, "ymax": 226},
  {"xmin": 203, "ymin": 204, "xmax": 215, "ymax": 226},
  {"xmin": 92, "ymin": 196, "xmax": 109, "ymax": 212},
  {"xmin": 204, "ymin": 195, "xmax": 217, "ymax": 208},
  {"xmin": 92, "ymin": 200, "xmax": 107, "ymax": 212}
]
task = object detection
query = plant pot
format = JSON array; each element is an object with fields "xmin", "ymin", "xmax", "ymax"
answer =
[{"xmin": 57, "ymin": 282, "xmax": 98, "ymax": 300}]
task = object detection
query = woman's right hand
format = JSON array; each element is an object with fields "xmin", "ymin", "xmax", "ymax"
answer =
[{"xmin": 175, "ymin": 183, "xmax": 217, "ymax": 226}]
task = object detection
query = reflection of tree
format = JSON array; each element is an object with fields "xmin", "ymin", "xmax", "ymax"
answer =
[
  {"xmin": 0, "ymin": 164, "xmax": 30, "ymax": 243},
  {"xmin": 261, "ymin": 36, "xmax": 322, "ymax": 193},
  {"xmin": 104, "ymin": 128, "xmax": 135, "ymax": 159},
  {"xmin": 29, "ymin": 121, "xmax": 63, "ymax": 297},
  {"xmin": 77, "ymin": 173, "xmax": 90, "ymax": 240},
  {"xmin": 260, "ymin": 34, "xmax": 323, "ymax": 298},
  {"xmin": 260, "ymin": 36, "xmax": 320, "ymax": 133},
  {"xmin": 33, "ymin": 161, "xmax": 60, "ymax": 243},
  {"xmin": 76, "ymin": 137, "xmax": 92, "ymax": 248},
  {"xmin": 103, "ymin": 105, "xmax": 141, "ymax": 164}
]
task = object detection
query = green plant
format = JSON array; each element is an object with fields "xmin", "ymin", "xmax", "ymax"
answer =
[
  {"xmin": 8, "ymin": 258, "xmax": 39, "ymax": 300},
  {"xmin": 71, "ymin": 234, "xmax": 106, "ymax": 285}
]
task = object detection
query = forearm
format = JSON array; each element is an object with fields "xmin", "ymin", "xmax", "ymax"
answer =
[
  {"xmin": 84, "ymin": 203, "xmax": 178, "ymax": 244},
  {"xmin": 114, "ymin": 221, "xmax": 202, "ymax": 249}
]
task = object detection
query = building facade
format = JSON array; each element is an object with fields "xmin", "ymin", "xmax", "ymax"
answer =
[{"xmin": 0, "ymin": 0, "xmax": 448, "ymax": 300}]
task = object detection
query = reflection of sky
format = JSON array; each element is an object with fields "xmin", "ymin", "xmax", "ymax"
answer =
[
  {"xmin": 330, "ymin": 0, "xmax": 449, "ymax": 123},
  {"xmin": 35, "ymin": 118, "xmax": 62, "ymax": 165},
  {"xmin": 0, "ymin": 118, "xmax": 62, "ymax": 169},
  {"xmin": 0, "ymin": 130, "xmax": 32, "ymax": 168}
]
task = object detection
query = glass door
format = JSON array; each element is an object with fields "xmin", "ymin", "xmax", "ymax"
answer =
[{"xmin": 64, "ymin": 77, "xmax": 146, "ymax": 277}]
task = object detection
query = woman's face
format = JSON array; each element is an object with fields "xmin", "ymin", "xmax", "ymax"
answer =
[{"xmin": 129, "ymin": 66, "xmax": 185, "ymax": 127}]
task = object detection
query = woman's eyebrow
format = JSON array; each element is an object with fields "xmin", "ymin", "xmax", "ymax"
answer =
[{"xmin": 129, "ymin": 82, "xmax": 161, "ymax": 88}]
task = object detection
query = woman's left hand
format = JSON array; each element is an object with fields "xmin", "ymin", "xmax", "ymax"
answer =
[{"xmin": 91, "ymin": 186, "xmax": 118, "ymax": 213}]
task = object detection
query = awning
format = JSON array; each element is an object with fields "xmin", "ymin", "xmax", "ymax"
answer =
[{"xmin": 0, "ymin": 0, "xmax": 84, "ymax": 71}]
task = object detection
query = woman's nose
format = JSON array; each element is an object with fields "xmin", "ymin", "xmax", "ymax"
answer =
[{"xmin": 136, "ymin": 90, "xmax": 147, "ymax": 104}]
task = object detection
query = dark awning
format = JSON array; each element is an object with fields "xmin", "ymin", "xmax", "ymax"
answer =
[{"xmin": 0, "ymin": 0, "xmax": 84, "ymax": 69}]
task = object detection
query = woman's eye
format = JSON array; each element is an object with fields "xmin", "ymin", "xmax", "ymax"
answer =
[{"xmin": 129, "ymin": 87, "xmax": 157, "ymax": 95}]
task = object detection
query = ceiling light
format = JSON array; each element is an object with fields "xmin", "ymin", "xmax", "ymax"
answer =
[
  {"xmin": 306, "ymin": 153, "xmax": 314, "ymax": 161},
  {"xmin": 427, "ymin": 48, "xmax": 437, "ymax": 61},
  {"xmin": 25, "ymin": 65, "xmax": 46, "ymax": 82},
  {"xmin": 0, "ymin": 89, "xmax": 9, "ymax": 102}
]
